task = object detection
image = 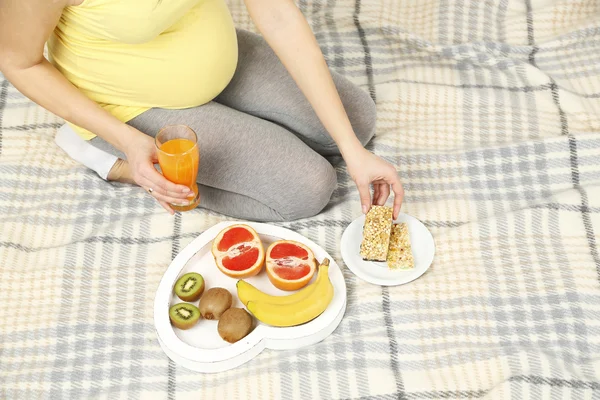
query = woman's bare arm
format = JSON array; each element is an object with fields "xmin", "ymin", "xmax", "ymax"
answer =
[
  {"xmin": 0, "ymin": 0, "xmax": 192, "ymax": 212},
  {"xmin": 243, "ymin": 0, "xmax": 362, "ymax": 158},
  {"xmin": 243, "ymin": 0, "xmax": 404, "ymax": 216},
  {"xmin": 0, "ymin": 0, "xmax": 137, "ymax": 152}
]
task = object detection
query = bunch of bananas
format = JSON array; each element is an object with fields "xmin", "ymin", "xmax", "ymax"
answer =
[{"xmin": 236, "ymin": 259, "xmax": 334, "ymax": 327}]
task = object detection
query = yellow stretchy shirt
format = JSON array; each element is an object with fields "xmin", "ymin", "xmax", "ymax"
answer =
[{"xmin": 48, "ymin": 0, "xmax": 238, "ymax": 140}]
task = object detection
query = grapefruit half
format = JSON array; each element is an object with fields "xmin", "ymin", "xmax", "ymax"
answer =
[
  {"xmin": 266, "ymin": 240, "xmax": 317, "ymax": 291},
  {"xmin": 212, "ymin": 224, "xmax": 265, "ymax": 279}
]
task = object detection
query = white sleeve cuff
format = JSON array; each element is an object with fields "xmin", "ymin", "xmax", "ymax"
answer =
[{"xmin": 54, "ymin": 124, "xmax": 119, "ymax": 181}]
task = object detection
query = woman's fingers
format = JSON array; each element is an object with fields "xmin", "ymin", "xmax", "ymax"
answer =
[
  {"xmin": 136, "ymin": 168, "xmax": 197, "ymax": 215},
  {"xmin": 158, "ymin": 200, "xmax": 175, "ymax": 215},
  {"xmin": 140, "ymin": 184, "xmax": 185, "ymax": 215},
  {"xmin": 385, "ymin": 171, "xmax": 404, "ymax": 219},
  {"xmin": 149, "ymin": 188, "xmax": 192, "ymax": 206},
  {"xmin": 391, "ymin": 182, "xmax": 404, "ymax": 218},
  {"xmin": 372, "ymin": 184, "xmax": 380, "ymax": 206},
  {"xmin": 357, "ymin": 180, "xmax": 372, "ymax": 214},
  {"xmin": 140, "ymin": 164, "xmax": 191, "ymax": 199},
  {"xmin": 369, "ymin": 180, "xmax": 390, "ymax": 206},
  {"xmin": 138, "ymin": 173, "xmax": 191, "ymax": 200},
  {"xmin": 377, "ymin": 182, "xmax": 391, "ymax": 206},
  {"xmin": 366, "ymin": 174, "xmax": 401, "ymax": 215},
  {"xmin": 371, "ymin": 167, "xmax": 404, "ymax": 219}
]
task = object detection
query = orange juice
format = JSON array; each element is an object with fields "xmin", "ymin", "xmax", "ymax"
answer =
[{"xmin": 158, "ymin": 138, "xmax": 200, "ymax": 211}]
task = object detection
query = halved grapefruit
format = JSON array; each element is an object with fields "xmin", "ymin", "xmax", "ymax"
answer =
[
  {"xmin": 212, "ymin": 224, "xmax": 265, "ymax": 279},
  {"xmin": 265, "ymin": 240, "xmax": 317, "ymax": 291}
]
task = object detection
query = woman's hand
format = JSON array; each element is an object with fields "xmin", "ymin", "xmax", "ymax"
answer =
[
  {"xmin": 345, "ymin": 145, "xmax": 404, "ymax": 219},
  {"xmin": 122, "ymin": 127, "xmax": 195, "ymax": 215}
]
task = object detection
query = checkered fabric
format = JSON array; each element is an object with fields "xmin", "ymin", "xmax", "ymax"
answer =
[{"xmin": 1, "ymin": 0, "xmax": 600, "ymax": 398}]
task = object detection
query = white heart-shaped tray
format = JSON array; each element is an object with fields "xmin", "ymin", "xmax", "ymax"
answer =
[{"xmin": 153, "ymin": 221, "xmax": 347, "ymax": 373}]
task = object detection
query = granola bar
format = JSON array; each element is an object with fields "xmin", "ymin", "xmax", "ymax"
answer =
[
  {"xmin": 360, "ymin": 206, "xmax": 393, "ymax": 261},
  {"xmin": 386, "ymin": 223, "xmax": 414, "ymax": 270}
]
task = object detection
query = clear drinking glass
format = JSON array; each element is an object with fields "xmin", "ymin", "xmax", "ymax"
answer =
[{"xmin": 155, "ymin": 125, "xmax": 200, "ymax": 212}]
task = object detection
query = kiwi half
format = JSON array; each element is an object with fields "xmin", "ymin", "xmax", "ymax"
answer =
[
  {"xmin": 169, "ymin": 303, "xmax": 200, "ymax": 330},
  {"xmin": 174, "ymin": 272, "xmax": 205, "ymax": 302}
]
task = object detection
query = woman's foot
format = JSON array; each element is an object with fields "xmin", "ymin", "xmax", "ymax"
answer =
[{"xmin": 107, "ymin": 158, "xmax": 136, "ymax": 184}]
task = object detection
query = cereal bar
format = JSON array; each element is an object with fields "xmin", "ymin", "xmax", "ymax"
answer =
[
  {"xmin": 360, "ymin": 206, "xmax": 393, "ymax": 261},
  {"xmin": 386, "ymin": 223, "xmax": 414, "ymax": 270}
]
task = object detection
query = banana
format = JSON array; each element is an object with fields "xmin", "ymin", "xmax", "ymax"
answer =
[
  {"xmin": 237, "ymin": 259, "xmax": 329, "ymax": 306},
  {"xmin": 246, "ymin": 262, "xmax": 334, "ymax": 327}
]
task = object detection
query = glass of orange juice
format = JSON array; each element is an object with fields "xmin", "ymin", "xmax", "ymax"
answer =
[{"xmin": 155, "ymin": 125, "xmax": 200, "ymax": 212}]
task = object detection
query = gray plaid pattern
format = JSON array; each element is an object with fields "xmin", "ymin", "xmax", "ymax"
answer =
[{"xmin": 1, "ymin": 0, "xmax": 600, "ymax": 398}]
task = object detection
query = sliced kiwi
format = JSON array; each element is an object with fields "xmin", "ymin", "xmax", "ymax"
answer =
[
  {"xmin": 218, "ymin": 308, "xmax": 253, "ymax": 344},
  {"xmin": 169, "ymin": 303, "xmax": 200, "ymax": 330},
  {"xmin": 174, "ymin": 273, "xmax": 205, "ymax": 302},
  {"xmin": 198, "ymin": 287, "xmax": 232, "ymax": 320}
]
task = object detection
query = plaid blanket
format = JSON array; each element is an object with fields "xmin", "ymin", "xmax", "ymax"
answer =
[{"xmin": 1, "ymin": 0, "xmax": 600, "ymax": 398}]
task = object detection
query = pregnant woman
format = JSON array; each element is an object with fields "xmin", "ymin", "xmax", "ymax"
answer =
[{"xmin": 0, "ymin": 0, "xmax": 403, "ymax": 221}]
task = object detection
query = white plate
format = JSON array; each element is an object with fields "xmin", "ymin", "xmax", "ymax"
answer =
[
  {"xmin": 153, "ymin": 221, "xmax": 347, "ymax": 373},
  {"xmin": 340, "ymin": 213, "xmax": 435, "ymax": 286}
]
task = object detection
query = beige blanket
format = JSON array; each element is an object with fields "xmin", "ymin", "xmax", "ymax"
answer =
[{"xmin": 1, "ymin": 0, "xmax": 600, "ymax": 398}]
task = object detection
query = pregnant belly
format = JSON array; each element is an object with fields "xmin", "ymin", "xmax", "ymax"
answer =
[
  {"xmin": 50, "ymin": 0, "xmax": 238, "ymax": 109},
  {"xmin": 83, "ymin": 44, "xmax": 237, "ymax": 108}
]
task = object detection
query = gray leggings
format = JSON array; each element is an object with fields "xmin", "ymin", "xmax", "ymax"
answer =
[{"xmin": 91, "ymin": 30, "xmax": 376, "ymax": 222}]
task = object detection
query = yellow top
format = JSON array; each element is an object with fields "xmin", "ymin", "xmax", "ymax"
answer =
[{"xmin": 48, "ymin": 0, "xmax": 238, "ymax": 139}]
